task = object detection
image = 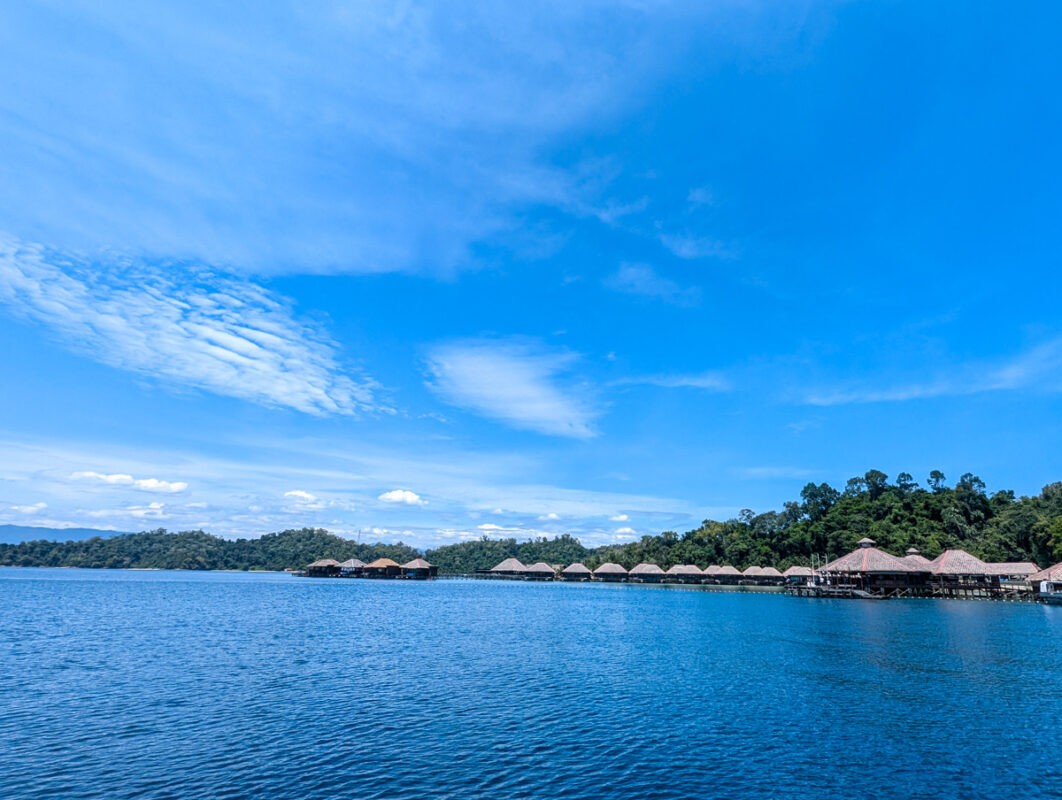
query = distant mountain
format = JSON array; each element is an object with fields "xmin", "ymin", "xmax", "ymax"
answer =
[{"xmin": 0, "ymin": 525, "xmax": 130, "ymax": 545}]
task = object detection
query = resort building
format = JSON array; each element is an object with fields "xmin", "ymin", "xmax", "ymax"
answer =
[
  {"xmin": 593, "ymin": 562, "xmax": 628, "ymax": 582},
  {"xmin": 629, "ymin": 563, "xmax": 666, "ymax": 583},
  {"xmin": 561, "ymin": 562, "xmax": 592, "ymax": 581},
  {"xmin": 524, "ymin": 562, "xmax": 558, "ymax": 580},
  {"xmin": 305, "ymin": 558, "xmax": 341, "ymax": 577},
  {"xmin": 363, "ymin": 557, "xmax": 402, "ymax": 578},
  {"xmin": 664, "ymin": 564, "xmax": 704, "ymax": 584},
  {"xmin": 818, "ymin": 538, "xmax": 926, "ymax": 596},
  {"xmin": 400, "ymin": 558, "xmax": 437, "ymax": 580},
  {"xmin": 782, "ymin": 565, "xmax": 813, "ymax": 584},
  {"xmin": 713, "ymin": 565, "xmax": 742, "ymax": 584},
  {"xmin": 339, "ymin": 558, "xmax": 366, "ymax": 576},
  {"xmin": 490, "ymin": 558, "xmax": 529, "ymax": 578}
]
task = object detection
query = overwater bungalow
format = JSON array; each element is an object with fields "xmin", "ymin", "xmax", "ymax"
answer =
[
  {"xmin": 742, "ymin": 566, "xmax": 763, "ymax": 579},
  {"xmin": 714, "ymin": 565, "xmax": 742, "ymax": 584},
  {"xmin": 664, "ymin": 564, "xmax": 704, "ymax": 584},
  {"xmin": 703, "ymin": 565, "xmax": 721, "ymax": 578},
  {"xmin": 901, "ymin": 547, "xmax": 933, "ymax": 569},
  {"xmin": 593, "ymin": 562, "xmax": 628, "ymax": 582},
  {"xmin": 363, "ymin": 557, "xmax": 402, "ymax": 578},
  {"xmin": 629, "ymin": 563, "xmax": 666, "ymax": 584},
  {"xmin": 782, "ymin": 565, "xmax": 813, "ymax": 585},
  {"xmin": 1030, "ymin": 562, "xmax": 1062, "ymax": 600},
  {"xmin": 927, "ymin": 549, "xmax": 995, "ymax": 596},
  {"xmin": 305, "ymin": 558, "xmax": 341, "ymax": 577},
  {"xmin": 758, "ymin": 566, "xmax": 784, "ymax": 585},
  {"xmin": 339, "ymin": 558, "xmax": 366, "ymax": 577},
  {"xmin": 400, "ymin": 558, "xmax": 437, "ymax": 580},
  {"xmin": 490, "ymin": 558, "xmax": 528, "ymax": 578},
  {"xmin": 985, "ymin": 561, "xmax": 1039, "ymax": 580},
  {"xmin": 524, "ymin": 562, "xmax": 557, "ymax": 581},
  {"xmin": 561, "ymin": 562, "xmax": 592, "ymax": 581},
  {"xmin": 818, "ymin": 538, "xmax": 926, "ymax": 597}
]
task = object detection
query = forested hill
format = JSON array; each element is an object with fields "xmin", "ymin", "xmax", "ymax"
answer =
[
  {"xmin": 2, "ymin": 472, "xmax": 1061, "ymax": 573},
  {"xmin": 0, "ymin": 528, "xmax": 419, "ymax": 571}
]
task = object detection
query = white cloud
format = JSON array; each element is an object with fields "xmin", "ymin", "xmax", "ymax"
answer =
[
  {"xmin": 604, "ymin": 263, "xmax": 700, "ymax": 306},
  {"xmin": 477, "ymin": 523, "xmax": 507, "ymax": 531},
  {"xmin": 11, "ymin": 502, "xmax": 47, "ymax": 514},
  {"xmin": 615, "ymin": 526, "xmax": 636, "ymax": 535},
  {"xmin": 378, "ymin": 489, "xmax": 427, "ymax": 506},
  {"xmin": 610, "ymin": 513, "xmax": 629, "ymax": 522},
  {"xmin": 614, "ymin": 371, "xmax": 730, "ymax": 391},
  {"xmin": 539, "ymin": 512, "xmax": 561, "ymax": 521},
  {"xmin": 0, "ymin": 237, "xmax": 384, "ymax": 416},
  {"xmin": 86, "ymin": 501, "xmax": 168, "ymax": 520},
  {"xmin": 659, "ymin": 234, "xmax": 732, "ymax": 260},
  {"xmin": 71, "ymin": 470, "xmax": 188, "ymax": 493},
  {"xmin": 425, "ymin": 339, "xmax": 598, "ymax": 438},
  {"xmin": 284, "ymin": 490, "xmax": 318, "ymax": 503}
]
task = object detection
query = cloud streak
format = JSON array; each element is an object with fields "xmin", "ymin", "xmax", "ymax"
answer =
[
  {"xmin": 0, "ymin": 236, "xmax": 384, "ymax": 415},
  {"xmin": 604, "ymin": 263, "xmax": 700, "ymax": 306},
  {"xmin": 71, "ymin": 471, "xmax": 188, "ymax": 493},
  {"xmin": 425, "ymin": 339, "xmax": 599, "ymax": 438}
]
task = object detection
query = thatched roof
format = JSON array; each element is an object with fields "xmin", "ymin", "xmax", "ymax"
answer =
[
  {"xmin": 525, "ymin": 561, "xmax": 557, "ymax": 574},
  {"xmin": 742, "ymin": 566, "xmax": 764, "ymax": 576},
  {"xmin": 365, "ymin": 557, "xmax": 401, "ymax": 569},
  {"xmin": 902, "ymin": 553, "xmax": 933, "ymax": 568},
  {"xmin": 666, "ymin": 564, "xmax": 703, "ymax": 575},
  {"xmin": 562, "ymin": 562, "xmax": 592, "ymax": 574},
  {"xmin": 401, "ymin": 558, "xmax": 433, "ymax": 570},
  {"xmin": 593, "ymin": 562, "xmax": 628, "ymax": 575},
  {"xmin": 491, "ymin": 558, "xmax": 528, "ymax": 573},
  {"xmin": 307, "ymin": 558, "xmax": 341, "ymax": 568},
  {"xmin": 1029, "ymin": 561, "xmax": 1062, "ymax": 582},
  {"xmin": 759, "ymin": 566, "xmax": 784, "ymax": 578},
  {"xmin": 929, "ymin": 549, "xmax": 991, "ymax": 576},
  {"xmin": 716, "ymin": 565, "xmax": 742, "ymax": 576},
  {"xmin": 822, "ymin": 546, "xmax": 917, "ymax": 574},
  {"xmin": 857, "ymin": 537, "xmax": 876, "ymax": 547},
  {"xmin": 985, "ymin": 561, "xmax": 1039, "ymax": 577},
  {"xmin": 630, "ymin": 563, "xmax": 665, "ymax": 575},
  {"xmin": 703, "ymin": 565, "xmax": 721, "ymax": 575},
  {"xmin": 782, "ymin": 565, "xmax": 813, "ymax": 577},
  {"xmin": 339, "ymin": 558, "xmax": 366, "ymax": 568}
]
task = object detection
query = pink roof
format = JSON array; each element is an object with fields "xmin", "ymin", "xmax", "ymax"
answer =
[
  {"xmin": 704, "ymin": 565, "xmax": 721, "ymax": 575},
  {"xmin": 782, "ymin": 565, "xmax": 813, "ymax": 577},
  {"xmin": 822, "ymin": 547, "xmax": 917, "ymax": 574},
  {"xmin": 902, "ymin": 553, "xmax": 933, "ymax": 567},
  {"xmin": 929, "ymin": 549, "xmax": 991, "ymax": 576},
  {"xmin": 1030, "ymin": 561, "xmax": 1062, "ymax": 582},
  {"xmin": 985, "ymin": 561, "xmax": 1039, "ymax": 577}
]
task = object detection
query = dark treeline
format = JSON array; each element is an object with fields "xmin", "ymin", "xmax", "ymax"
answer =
[
  {"xmin": 3, "ymin": 472, "xmax": 1061, "ymax": 574},
  {"xmin": 0, "ymin": 528, "xmax": 419, "ymax": 571}
]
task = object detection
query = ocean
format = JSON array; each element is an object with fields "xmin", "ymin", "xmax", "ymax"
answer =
[{"xmin": 2, "ymin": 568, "xmax": 1060, "ymax": 799}]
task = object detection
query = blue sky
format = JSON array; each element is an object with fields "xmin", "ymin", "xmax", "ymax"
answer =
[{"xmin": 2, "ymin": 1, "xmax": 1061, "ymax": 547}]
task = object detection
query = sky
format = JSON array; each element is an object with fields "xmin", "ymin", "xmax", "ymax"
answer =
[{"xmin": 2, "ymin": 1, "xmax": 1061, "ymax": 549}]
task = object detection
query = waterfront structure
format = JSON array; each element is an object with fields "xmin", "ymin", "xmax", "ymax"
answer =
[
  {"xmin": 714, "ymin": 565, "xmax": 742, "ymax": 584},
  {"xmin": 305, "ymin": 558, "xmax": 341, "ymax": 577},
  {"xmin": 363, "ymin": 557, "xmax": 402, "ymax": 578},
  {"xmin": 593, "ymin": 562, "xmax": 628, "ymax": 582},
  {"xmin": 524, "ymin": 562, "xmax": 557, "ymax": 580},
  {"xmin": 758, "ymin": 566, "xmax": 784, "ymax": 585},
  {"xmin": 901, "ymin": 548, "xmax": 933, "ymax": 569},
  {"xmin": 629, "ymin": 563, "xmax": 666, "ymax": 583},
  {"xmin": 561, "ymin": 562, "xmax": 592, "ymax": 581},
  {"xmin": 782, "ymin": 565, "xmax": 813, "ymax": 584},
  {"xmin": 927, "ymin": 549, "xmax": 995, "ymax": 596},
  {"xmin": 339, "ymin": 558, "xmax": 365, "ymax": 576},
  {"xmin": 664, "ymin": 564, "xmax": 704, "ymax": 584},
  {"xmin": 400, "ymin": 558, "xmax": 437, "ymax": 579},
  {"xmin": 818, "ymin": 538, "xmax": 926, "ymax": 596},
  {"xmin": 490, "ymin": 558, "xmax": 528, "ymax": 577}
]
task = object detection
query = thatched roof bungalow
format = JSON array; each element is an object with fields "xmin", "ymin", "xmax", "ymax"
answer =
[
  {"xmin": 664, "ymin": 564, "xmax": 704, "ymax": 584},
  {"xmin": 593, "ymin": 562, "xmax": 629, "ymax": 582},
  {"xmin": 819, "ymin": 538, "xmax": 925, "ymax": 595},
  {"xmin": 782, "ymin": 565, "xmax": 814, "ymax": 585},
  {"xmin": 525, "ymin": 561, "xmax": 557, "ymax": 580},
  {"xmin": 902, "ymin": 548, "xmax": 933, "ymax": 569},
  {"xmin": 305, "ymin": 558, "xmax": 341, "ymax": 577},
  {"xmin": 714, "ymin": 565, "xmax": 742, "ymax": 584},
  {"xmin": 490, "ymin": 558, "xmax": 528, "ymax": 577},
  {"xmin": 629, "ymin": 563, "xmax": 666, "ymax": 583},
  {"xmin": 400, "ymin": 558, "xmax": 437, "ymax": 579},
  {"xmin": 742, "ymin": 566, "xmax": 764, "ymax": 578},
  {"xmin": 929, "ymin": 549, "xmax": 992, "ymax": 578},
  {"xmin": 1029, "ymin": 561, "xmax": 1062, "ymax": 583},
  {"xmin": 985, "ymin": 561, "xmax": 1039, "ymax": 579},
  {"xmin": 758, "ymin": 566, "xmax": 784, "ymax": 584},
  {"xmin": 703, "ymin": 565, "xmax": 721, "ymax": 576},
  {"xmin": 363, "ymin": 557, "xmax": 402, "ymax": 578},
  {"xmin": 561, "ymin": 562, "xmax": 592, "ymax": 581},
  {"xmin": 339, "ymin": 558, "xmax": 366, "ymax": 576}
]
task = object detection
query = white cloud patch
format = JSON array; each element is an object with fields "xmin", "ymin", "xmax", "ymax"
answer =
[
  {"xmin": 610, "ymin": 513, "xmax": 629, "ymax": 522},
  {"xmin": 659, "ymin": 234, "xmax": 732, "ymax": 260},
  {"xmin": 11, "ymin": 502, "xmax": 47, "ymax": 514},
  {"xmin": 604, "ymin": 263, "xmax": 700, "ymax": 306},
  {"xmin": 284, "ymin": 490, "xmax": 318, "ymax": 503},
  {"xmin": 378, "ymin": 489, "xmax": 427, "ymax": 506},
  {"xmin": 86, "ymin": 501, "xmax": 168, "ymax": 520},
  {"xmin": 71, "ymin": 470, "xmax": 188, "ymax": 493},
  {"xmin": 425, "ymin": 339, "xmax": 599, "ymax": 438},
  {"xmin": 539, "ymin": 512, "xmax": 561, "ymax": 521},
  {"xmin": 0, "ymin": 237, "xmax": 383, "ymax": 416},
  {"xmin": 615, "ymin": 526, "xmax": 636, "ymax": 535}
]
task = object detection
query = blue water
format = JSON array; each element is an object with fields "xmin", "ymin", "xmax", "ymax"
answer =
[{"xmin": 2, "ymin": 569, "xmax": 1061, "ymax": 799}]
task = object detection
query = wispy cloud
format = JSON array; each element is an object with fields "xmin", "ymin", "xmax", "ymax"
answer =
[
  {"xmin": 0, "ymin": 236, "xmax": 384, "ymax": 415},
  {"xmin": 425, "ymin": 339, "xmax": 599, "ymax": 438},
  {"xmin": 71, "ymin": 471, "xmax": 188, "ymax": 494},
  {"xmin": 604, "ymin": 263, "xmax": 700, "ymax": 306},
  {"xmin": 614, "ymin": 371, "xmax": 730, "ymax": 391},
  {"xmin": 659, "ymin": 234, "xmax": 733, "ymax": 260},
  {"xmin": 11, "ymin": 502, "xmax": 47, "ymax": 515},
  {"xmin": 804, "ymin": 337, "xmax": 1062, "ymax": 406}
]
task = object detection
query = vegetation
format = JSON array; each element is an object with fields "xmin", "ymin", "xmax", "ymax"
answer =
[{"xmin": 3, "ymin": 472, "xmax": 1061, "ymax": 574}]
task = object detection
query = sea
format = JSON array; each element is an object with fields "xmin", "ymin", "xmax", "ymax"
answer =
[{"xmin": 2, "ymin": 568, "xmax": 1060, "ymax": 799}]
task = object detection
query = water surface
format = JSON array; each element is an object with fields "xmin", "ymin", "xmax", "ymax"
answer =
[{"xmin": 2, "ymin": 568, "xmax": 1060, "ymax": 799}]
